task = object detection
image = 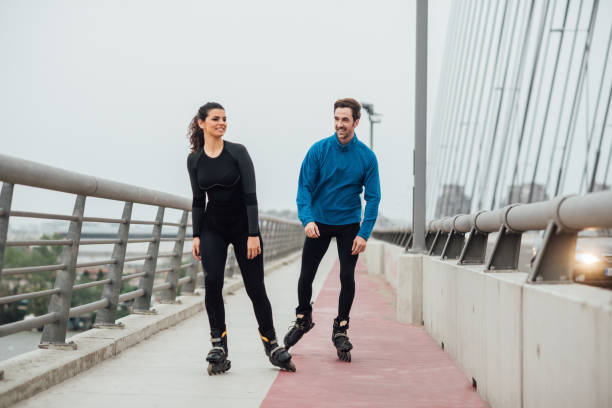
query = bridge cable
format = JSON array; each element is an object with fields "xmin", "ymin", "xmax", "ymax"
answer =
[
  {"xmin": 507, "ymin": 0, "xmax": 552, "ymax": 204},
  {"xmin": 527, "ymin": 0, "xmax": 572, "ymax": 203},
  {"xmin": 555, "ymin": 0, "xmax": 601, "ymax": 196}
]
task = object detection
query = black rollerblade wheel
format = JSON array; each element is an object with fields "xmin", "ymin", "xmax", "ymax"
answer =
[
  {"xmin": 207, "ymin": 359, "xmax": 231, "ymax": 375},
  {"xmin": 261, "ymin": 329, "xmax": 297, "ymax": 372},
  {"xmin": 332, "ymin": 318, "xmax": 353, "ymax": 363},
  {"xmin": 284, "ymin": 360, "xmax": 297, "ymax": 372},
  {"xmin": 284, "ymin": 312, "xmax": 315, "ymax": 350},
  {"xmin": 337, "ymin": 350, "xmax": 351, "ymax": 362}
]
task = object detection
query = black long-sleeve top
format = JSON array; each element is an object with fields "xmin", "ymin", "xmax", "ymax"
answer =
[{"xmin": 187, "ymin": 140, "xmax": 260, "ymax": 238}]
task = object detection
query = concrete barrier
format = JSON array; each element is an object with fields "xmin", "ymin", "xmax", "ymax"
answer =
[
  {"xmin": 363, "ymin": 240, "xmax": 384, "ymax": 276},
  {"xmin": 422, "ymin": 257, "xmax": 524, "ymax": 408},
  {"xmin": 382, "ymin": 243, "xmax": 404, "ymax": 290},
  {"xmin": 365, "ymin": 240, "xmax": 422, "ymax": 325},
  {"xmin": 396, "ymin": 254, "xmax": 423, "ymax": 324},
  {"xmin": 381, "ymin": 240, "xmax": 612, "ymax": 408},
  {"xmin": 522, "ymin": 284, "xmax": 612, "ymax": 408}
]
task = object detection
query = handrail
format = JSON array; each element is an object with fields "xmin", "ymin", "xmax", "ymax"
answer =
[
  {"xmin": 426, "ymin": 191, "xmax": 612, "ymax": 233},
  {"xmin": 0, "ymin": 153, "xmax": 305, "ymax": 344},
  {"xmin": 372, "ymin": 190, "xmax": 612, "ymax": 285},
  {"xmin": 0, "ymin": 153, "xmax": 191, "ymax": 210}
]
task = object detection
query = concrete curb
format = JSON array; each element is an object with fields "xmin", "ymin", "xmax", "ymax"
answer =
[{"xmin": 0, "ymin": 251, "xmax": 301, "ymax": 408}]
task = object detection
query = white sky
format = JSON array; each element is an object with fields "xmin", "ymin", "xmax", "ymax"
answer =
[{"xmin": 0, "ymin": 0, "xmax": 451, "ymax": 223}]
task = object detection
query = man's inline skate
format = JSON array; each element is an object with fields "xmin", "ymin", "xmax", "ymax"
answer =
[
  {"xmin": 283, "ymin": 311, "xmax": 315, "ymax": 350},
  {"xmin": 332, "ymin": 317, "xmax": 353, "ymax": 362}
]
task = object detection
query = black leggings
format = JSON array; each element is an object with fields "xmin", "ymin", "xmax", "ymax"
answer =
[
  {"xmin": 200, "ymin": 215, "xmax": 273, "ymax": 335},
  {"xmin": 296, "ymin": 222, "xmax": 360, "ymax": 320}
]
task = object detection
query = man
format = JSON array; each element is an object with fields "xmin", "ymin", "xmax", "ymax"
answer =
[{"xmin": 284, "ymin": 98, "xmax": 381, "ymax": 362}]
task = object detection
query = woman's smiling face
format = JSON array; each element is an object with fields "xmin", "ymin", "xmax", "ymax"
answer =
[{"xmin": 199, "ymin": 108, "xmax": 227, "ymax": 138}]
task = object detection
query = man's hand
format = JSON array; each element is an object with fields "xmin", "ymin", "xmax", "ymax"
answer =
[
  {"xmin": 247, "ymin": 236, "xmax": 262, "ymax": 260},
  {"xmin": 192, "ymin": 237, "xmax": 201, "ymax": 260},
  {"xmin": 304, "ymin": 222, "xmax": 320, "ymax": 238},
  {"xmin": 351, "ymin": 236, "xmax": 367, "ymax": 255}
]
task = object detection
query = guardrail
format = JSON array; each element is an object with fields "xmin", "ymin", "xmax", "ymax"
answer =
[
  {"xmin": 0, "ymin": 154, "xmax": 303, "ymax": 346},
  {"xmin": 371, "ymin": 190, "xmax": 612, "ymax": 284},
  {"xmin": 370, "ymin": 226, "xmax": 413, "ymax": 248}
]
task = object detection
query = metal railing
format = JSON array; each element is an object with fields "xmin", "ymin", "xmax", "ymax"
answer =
[
  {"xmin": 372, "ymin": 190, "xmax": 612, "ymax": 284},
  {"xmin": 0, "ymin": 154, "xmax": 303, "ymax": 345}
]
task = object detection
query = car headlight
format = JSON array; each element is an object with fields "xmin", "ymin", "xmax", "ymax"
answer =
[{"xmin": 575, "ymin": 252, "xmax": 600, "ymax": 265}]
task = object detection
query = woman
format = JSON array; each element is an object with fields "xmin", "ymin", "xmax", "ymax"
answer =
[{"xmin": 187, "ymin": 102, "xmax": 295, "ymax": 375}]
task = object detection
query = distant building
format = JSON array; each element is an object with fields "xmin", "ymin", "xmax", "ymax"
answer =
[
  {"xmin": 591, "ymin": 183, "xmax": 609, "ymax": 192},
  {"xmin": 505, "ymin": 183, "xmax": 548, "ymax": 205},
  {"xmin": 435, "ymin": 184, "xmax": 471, "ymax": 218}
]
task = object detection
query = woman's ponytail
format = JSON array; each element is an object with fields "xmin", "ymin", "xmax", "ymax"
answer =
[
  {"xmin": 187, "ymin": 102, "xmax": 224, "ymax": 153},
  {"xmin": 188, "ymin": 115, "xmax": 204, "ymax": 152}
]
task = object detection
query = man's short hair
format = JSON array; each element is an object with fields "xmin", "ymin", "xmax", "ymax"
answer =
[{"xmin": 334, "ymin": 98, "xmax": 361, "ymax": 121}]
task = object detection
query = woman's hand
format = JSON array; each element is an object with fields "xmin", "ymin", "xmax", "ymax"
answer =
[
  {"xmin": 247, "ymin": 236, "xmax": 261, "ymax": 260},
  {"xmin": 192, "ymin": 237, "xmax": 201, "ymax": 260}
]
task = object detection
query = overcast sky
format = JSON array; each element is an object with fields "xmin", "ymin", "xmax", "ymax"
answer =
[{"xmin": 0, "ymin": 0, "xmax": 451, "ymax": 224}]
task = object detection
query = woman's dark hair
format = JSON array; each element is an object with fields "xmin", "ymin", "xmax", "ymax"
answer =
[{"xmin": 188, "ymin": 102, "xmax": 225, "ymax": 152}]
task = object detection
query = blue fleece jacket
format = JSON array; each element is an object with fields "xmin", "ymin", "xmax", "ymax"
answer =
[{"xmin": 297, "ymin": 133, "xmax": 381, "ymax": 240}]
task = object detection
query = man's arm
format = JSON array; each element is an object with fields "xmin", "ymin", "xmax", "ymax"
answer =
[
  {"xmin": 358, "ymin": 156, "xmax": 381, "ymax": 240},
  {"xmin": 296, "ymin": 146, "xmax": 319, "ymax": 227}
]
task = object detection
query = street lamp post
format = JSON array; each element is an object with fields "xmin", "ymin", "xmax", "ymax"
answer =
[{"xmin": 361, "ymin": 102, "xmax": 382, "ymax": 149}]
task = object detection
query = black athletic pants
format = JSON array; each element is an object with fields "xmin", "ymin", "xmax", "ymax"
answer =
[
  {"xmin": 296, "ymin": 222, "xmax": 360, "ymax": 320},
  {"xmin": 200, "ymin": 211, "xmax": 274, "ymax": 335}
]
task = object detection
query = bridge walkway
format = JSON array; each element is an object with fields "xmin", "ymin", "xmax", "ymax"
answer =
[{"xmin": 14, "ymin": 244, "xmax": 485, "ymax": 408}]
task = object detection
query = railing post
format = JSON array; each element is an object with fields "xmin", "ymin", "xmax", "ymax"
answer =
[
  {"xmin": 94, "ymin": 202, "xmax": 133, "ymax": 327},
  {"xmin": 132, "ymin": 206, "xmax": 164, "ymax": 313},
  {"xmin": 273, "ymin": 222, "xmax": 280, "ymax": 259},
  {"xmin": 0, "ymin": 183, "xmax": 12, "ymax": 381},
  {"xmin": 281, "ymin": 224, "xmax": 288, "ymax": 256},
  {"xmin": 263, "ymin": 220, "xmax": 270, "ymax": 263},
  {"xmin": 404, "ymin": 233, "xmax": 414, "ymax": 250},
  {"xmin": 458, "ymin": 227, "xmax": 489, "ymax": 264},
  {"xmin": 399, "ymin": 232, "xmax": 408, "ymax": 248},
  {"xmin": 0, "ymin": 183, "xmax": 14, "ymax": 277},
  {"xmin": 527, "ymin": 220, "xmax": 577, "ymax": 283},
  {"xmin": 226, "ymin": 245, "xmax": 236, "ymax": 278},
  {"xmin": 425, "ymin": 231, "xmax": 436, "ymax": 251},
  {"xmin": 182, "ymin": 259, "xmax": 199, "ymax": 294},
  {"xmin": 485, "ymin": 225, "xmax": 522, "ymax": 271},
  {"xmin": 40, "ymin": 194, "xmax": 86, "ymax": 348},
  {"xmin": 428, "ymin": 230, "xmax": 448, "ymax": 256},
  {"xmin": 159, "ymin": 210, "xmax": 188, "ymax": 303},
  {"xmin": 440, "ymin": 229, "xmax": 465, "ymax": 260}
]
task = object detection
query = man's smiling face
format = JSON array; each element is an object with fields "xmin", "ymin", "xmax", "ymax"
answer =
[{"xmin": 334, "ymin": 107, "xmax": 359, "ymax": 143}]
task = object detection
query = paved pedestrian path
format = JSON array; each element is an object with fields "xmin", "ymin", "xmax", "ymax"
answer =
[{"xmin": 14, "ymin": 243, "xmax": 486, "ymax": 408}]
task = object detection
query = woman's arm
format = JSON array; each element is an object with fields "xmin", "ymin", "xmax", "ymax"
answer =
[
  {"xmin": 231, "ymin": 143, "xmax": 260, "ymax": 237},
  {"xmin": 187, "ymin": 152, "xmax": 206, "ymax": 238}
]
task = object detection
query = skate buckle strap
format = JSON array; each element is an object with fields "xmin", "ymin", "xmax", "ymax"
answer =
[
  {"xmin": 210, "ymin": 330, "xmax": 227, "ymax": 343},
  {"xmin": 270, "ymin": 345, "xmax": 283, "ymax": 355},
  {"xmin": 334, "ymin": 332, "xmax": 348, "ymax": 339},
  {"xmin": 211, "ymin": 346, "xmax": 225, "ymax": 351}
]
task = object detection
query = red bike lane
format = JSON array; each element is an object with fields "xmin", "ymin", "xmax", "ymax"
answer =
[{"xmin": 261, "ymin": 257, "xmax": 487, "ymax": 408}]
